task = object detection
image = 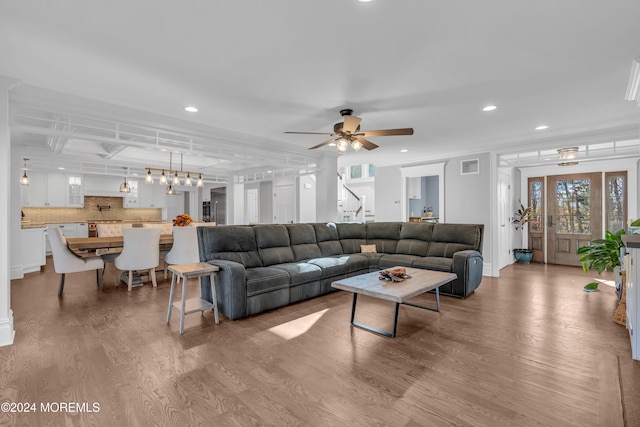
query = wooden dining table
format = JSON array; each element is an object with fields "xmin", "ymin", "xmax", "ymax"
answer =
[{"xmin": 66, "ymin": 235, "xmax": 174, "ymax": 258}]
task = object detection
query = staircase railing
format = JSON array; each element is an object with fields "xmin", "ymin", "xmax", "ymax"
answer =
[{"xmin": 337, "ymin": 173, "xmax": 365, "ymax": 222}]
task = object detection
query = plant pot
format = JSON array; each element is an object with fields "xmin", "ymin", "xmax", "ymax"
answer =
[{"xmin": 514, "ymin": 249, "xmax": 533, "ymax": 264}]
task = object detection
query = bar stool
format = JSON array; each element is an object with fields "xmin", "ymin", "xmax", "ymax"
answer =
[{"xmin": 166, "ymin": 262, "xmax": 220, "ymax": 334}]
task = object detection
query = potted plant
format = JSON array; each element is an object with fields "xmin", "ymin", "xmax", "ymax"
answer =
[
  {"xmin": 512, "ymin": 202, "xmax": 536, "ymax": 263},
  {"xmin": 576, "ymin": 229, "xmax": 626, "ymax": 292}
]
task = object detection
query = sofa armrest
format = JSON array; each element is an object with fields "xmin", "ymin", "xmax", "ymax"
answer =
[
  {"xmin": 200, "ymin": 260, "xmax": 247, "ymax": 321},
  {"xmin": 451, "ymin": 250, "xmax": 484, "ymax": 297}
]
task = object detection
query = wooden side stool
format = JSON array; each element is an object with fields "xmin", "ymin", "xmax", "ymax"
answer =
[{"xmin": 166, "ymin": 262, "xmax": 220, "ymax": 334}]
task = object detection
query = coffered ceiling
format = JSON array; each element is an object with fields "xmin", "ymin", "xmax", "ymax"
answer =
[{"xmin": 2, "ymin": 1, "xmax": 640, "ymax": 181}]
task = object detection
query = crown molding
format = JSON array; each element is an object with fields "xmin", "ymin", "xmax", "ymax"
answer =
[{"xmin": 625, "ymin": 58, "xmax": 640, "ymax": 107}]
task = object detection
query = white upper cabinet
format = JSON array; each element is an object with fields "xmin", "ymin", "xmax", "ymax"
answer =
[
  {"xmin": 66, "ymin": 175, "xmax": 84, "ymax": 207},
  {"xmin": 22, "ymin": 172, "xmax": 82, "ymax": 207},
  {"xmin": 407, "ymin": 177, "xmax": 422, "ymax": 200},
  {"xmin": 138, "ymin": 183, "xmax": 166, "ymax": 208},
  {"xmin": 123, "ymin": 179, "xmax": 139, "ymax": 208}
]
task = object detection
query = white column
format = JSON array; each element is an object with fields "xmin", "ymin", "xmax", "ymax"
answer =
[
  {"xmin": 315, "ymin": 156, "xmax": 338, "ymax": 222},
  {"xmin": 0, "ymin": 77, "xmax": 19, "ymax": 347}
]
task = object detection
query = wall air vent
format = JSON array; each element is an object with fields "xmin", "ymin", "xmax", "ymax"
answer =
[{"xmin": 460, "ymin": 159, "xmax": 479, "ymax": 175}]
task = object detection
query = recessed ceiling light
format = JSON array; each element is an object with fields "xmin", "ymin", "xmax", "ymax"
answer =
[
  {"xmin": 535, "ymin": 125, "xmax": 549, "ymax": 131},
  {"xmin": 482, "ymin": 105, "xmax": 497, "ymax": 112},
  {"xmin": 58, "ymin": 167, "xmax": 65, "ymax": 170},
  {"xmin": 184, "ymin": 106, "xmax": 198, "ymax": 113},
  {"xmin": 358, "ymin": 0, "xmax": 373, "ymax": 2},
  {"xmin": 400, "ymin": 149, "xmax": 409, "ymax": 153}
]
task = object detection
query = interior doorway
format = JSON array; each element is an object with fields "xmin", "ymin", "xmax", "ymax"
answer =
[{"xmin": 274, "ymin": 184, "xmax": 294, "ymax": 224}]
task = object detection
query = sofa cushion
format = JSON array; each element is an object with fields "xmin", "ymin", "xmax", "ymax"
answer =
[
  {"xmin": 427, "ymin": 224, "xmax": 483, "ymax": 257},
  {"xmin": 286, "ymin": 224, "xmax": 322, "ymax": 261},
  {"xmin": 197, "ymin": 226, "xmax": 263, "ymax": 268},
  {"xmin": 366, "ymin": 222, "xmax": 401, "ymax": 253},
  {"xmin": 338, "ymin": 254, "xmax": 371, "ymax": 273},
  {"xmin": 255, "ymin": 225, "xmax": 295, "ymax": 266},
  {"xmin": 412, "ymin": 256, "xmax": 454, "ymax": 272},
  {"xmin": 312, "ymin": 223, "xmax": 343, "ymax": 256},
  {"xmin": 272, "ymin": 262, "xmax": 323, "ymax": 285},
  {"xmin": 336, "ymin": 223, "xmax": 367, "ymax": 254},
  {"xmin": 245, "ymin": 267, "xmax": 290, "ymax": 296},
  {"xmin": 378, "ymin": 254, "xmax": 423, "ymax": 269},
  {"xmin": 307, "ymin": 256, "xmax": 349, "ymax": 278},
  {"xmin": 396, "ymin": 222, "xmax": 433, "ymax": 256}
]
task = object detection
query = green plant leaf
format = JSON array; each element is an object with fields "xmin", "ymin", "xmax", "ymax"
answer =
[{"xmin": 583, "ymin": 282, "xmax": 599, "ymax": 292}]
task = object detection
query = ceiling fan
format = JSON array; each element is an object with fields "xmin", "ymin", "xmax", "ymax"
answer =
[{"xmin": 284, "ymin": 109, "xmax": 413, "ymax": 153}]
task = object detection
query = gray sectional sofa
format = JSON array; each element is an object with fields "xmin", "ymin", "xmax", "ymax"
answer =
[{"xmin": 196, "ymin": 222, "xmax": 484, "ymax": 321}]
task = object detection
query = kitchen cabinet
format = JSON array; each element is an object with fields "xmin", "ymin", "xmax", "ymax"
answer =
[
  {"xmin": 624, "ymin": 245, "xmax": 640, "ymax": 360},
  {"xmin": 138, "ymin": 183, "xmax": 166, "ymax": 208},
  {"xmin": 123, "ymin": 179, "xmax": 139, "ymax": 208},
  {"xmin": 21, "ymin": 227, "xmax": 46, "ymax": 274},
  {"xmin": 21, "ymin": 173, "xmax": 84, "ymax": 207},
  {"xmin": 202, "ymin": 185, "xmax": 212, "ymax": 202},
  {"xmin": 407, "ymin": 177, "xmax": 422, "ymax": 199}
]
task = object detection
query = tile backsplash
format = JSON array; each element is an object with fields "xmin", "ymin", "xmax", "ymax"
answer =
[{"xmin": 22, "ymin": 196, "xmax": 163, "ymax": 223}]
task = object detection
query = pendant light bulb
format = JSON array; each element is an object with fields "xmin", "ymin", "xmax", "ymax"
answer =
[
  {"xmin": 184, "ymin": 173, "xmax": 192, "ymax": 186},
  {"xmin": 159, "ymin": 170, "xmax": 167, "ymax": 184},
  {"xmin": 145, "ymin": 169, "xmax": 154, "ymax": 184},
  {"xmin": 197, "ymin": 174, "xmax": 204, "ymax": 187},
  {"xmin": 173, "ymin": 171, "xmax": 180, "ymax": 185},
  {"xmin": 20, "ymin": 158, "xmax": 30, "ymax": 186}
]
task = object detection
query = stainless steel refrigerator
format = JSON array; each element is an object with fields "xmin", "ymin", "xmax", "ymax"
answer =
[{"xmin": 210, "ymin": 187, "xmax": 226, "ymax": 225}]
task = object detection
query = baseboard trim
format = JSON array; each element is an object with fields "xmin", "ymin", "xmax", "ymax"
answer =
[
  {"xmin": 0, "ymin": 311, "xmax": 15, "ymax": 347},
  {"xmin": 10, "ymin": 265, "xmax": 24, "ymax": 280}
]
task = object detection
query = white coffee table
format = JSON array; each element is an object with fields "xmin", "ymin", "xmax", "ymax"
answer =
[{"xmin": 331, "ymin": 267, "xmax": 457, "ymax": 338}]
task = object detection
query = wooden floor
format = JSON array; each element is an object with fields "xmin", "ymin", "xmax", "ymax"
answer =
[{"xmin": 2, "ymin": 259, "xmax": 640, "ymax": 426}]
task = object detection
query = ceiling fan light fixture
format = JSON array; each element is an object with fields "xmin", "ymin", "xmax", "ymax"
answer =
[
  {"xmin": 336, "ymin": 138, "xmax": 349, "ymax": 153},
  {"xmin": 351, "ymin": 140, "xmax": 363, "ymax": 151}
]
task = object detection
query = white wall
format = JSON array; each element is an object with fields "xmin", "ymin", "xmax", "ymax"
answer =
[
  {"xmin": 1, "ymin": 79, "xmax": 16, "ymax": 346},
  {"xmin": 374, "ymin": 166, "xmax": 402, "ymax": 221},
  {"xmin": 298, "ymin": 175, "xmax": 316, "ymax": 223}
]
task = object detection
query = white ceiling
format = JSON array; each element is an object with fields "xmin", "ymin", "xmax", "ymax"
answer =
[{"xmin": 2, "ymin": 0, "xmax": 640, "ymax": 180}]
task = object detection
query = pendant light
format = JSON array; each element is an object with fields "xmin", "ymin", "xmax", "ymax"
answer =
[
  {"xmin": 119, "ymin": 168, "xmax": 131, "ymax": 193},
  {"xmin": 20, "ymin": 158, "xmax": 30, "ymax": 186}
]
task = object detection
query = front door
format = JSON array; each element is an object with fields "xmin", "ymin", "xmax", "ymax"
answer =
[{"xmin": 546, "ymin": 173, "xmax": 602, "ymax": 266}]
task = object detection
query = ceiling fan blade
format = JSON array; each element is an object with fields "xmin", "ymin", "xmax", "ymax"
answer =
[
  {"xmin": 308, "ymin": 137, "xmax": 338, "ymax": 150},
  {"xmin": 360, "ymin": 128, "xmax": 414, "ymax": 137},
  {"xmin": 355, "ymin": 136, "xmax": 378, "ymax": 151},
  {"xmin": 342, "ymin": 115, "xmax": 362, "ymax": 134},
  {"xmin": 284, "ymin": 131, "xmax": 334, "ymax": 135}
]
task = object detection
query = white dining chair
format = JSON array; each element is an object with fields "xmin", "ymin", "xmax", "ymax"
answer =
[
  {"xmin": 164, "ymin": 227, "xmax": 200, "ymax": 285},
  {"xmin": 143, "ymin": 223, "xmax": 173, "ymax": 278},
  {"xmin": 114, "ymin": 227, "xmax": 161, "ymax": 291},
  {"xmin": 96, "ymin": 223, "xmax": 133, "ymax": 273},
  {"xmin": 48, "ymin": 227, "xmax": 104, "ymax": 296}
]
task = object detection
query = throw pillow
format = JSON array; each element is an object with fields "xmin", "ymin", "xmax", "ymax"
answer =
[{"xmin": 360, "ymin": 244, "xmax": 377, "ymax": 253}]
